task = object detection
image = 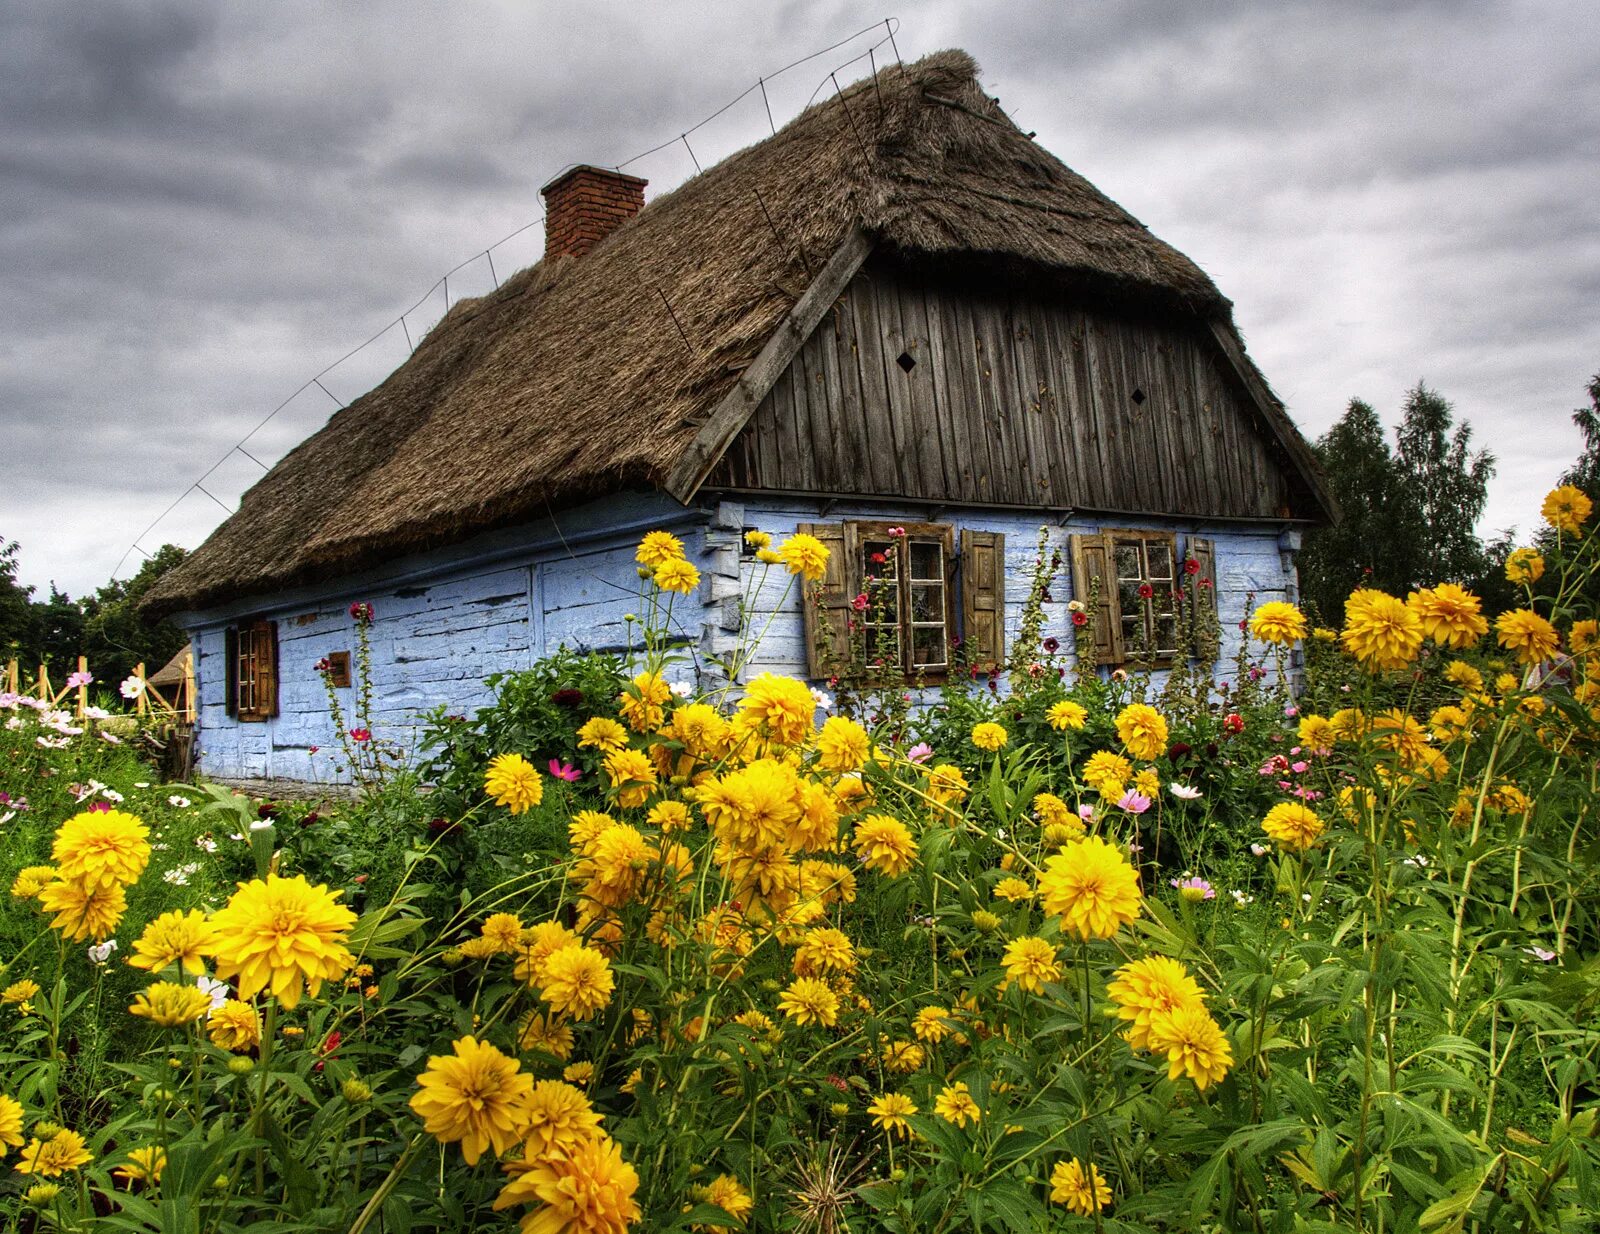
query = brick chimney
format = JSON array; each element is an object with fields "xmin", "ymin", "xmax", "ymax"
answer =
[{"xmin": 540, "ymin": 165, "xmax": 648, "ymax": 260}]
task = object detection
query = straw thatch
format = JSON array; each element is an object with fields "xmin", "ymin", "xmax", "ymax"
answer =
[{"xmin": 147, "ymin": 49, "xmax": 1310, "ymax": 616}]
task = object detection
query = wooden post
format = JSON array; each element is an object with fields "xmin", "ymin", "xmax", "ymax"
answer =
[
  {"xmin": 133, "ymin": 662, "xmax": 147, "ymax": 717},
  {"xmin": 4, "ymin": 659, "xmax": 15, "ymax": 693},
  {"xmin": 182, "ymin": 651, "xmax": 196, "ymax": 724},
  {"xmin": 38, "ymin": 665, "xmax": 51, "ymax": 705},
  {"xmin": 76, "ymin": 655, "xmax": 89, "ymax": 717}
]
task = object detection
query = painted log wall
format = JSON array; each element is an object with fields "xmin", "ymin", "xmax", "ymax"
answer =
[{"xmin": 709, "ymin": 262, "xmax": 1297, "ymax": 518}]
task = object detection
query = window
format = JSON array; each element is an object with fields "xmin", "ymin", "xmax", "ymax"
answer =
[
  {"xmin": 224, "ymin": 619, "xmax": 279, "ymax": 722},
  {"xmin": 1070, "ymin": 531, "xmax": 1216, "ymax": 668},
  {"xmin": 797, "ymin": 522, "xmax": 1005, "ymax": 680}
]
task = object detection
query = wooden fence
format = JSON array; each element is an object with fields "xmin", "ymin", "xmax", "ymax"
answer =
[{"xmin": 2, "ymin": 653, "xmax": 195, "ymax": 724}]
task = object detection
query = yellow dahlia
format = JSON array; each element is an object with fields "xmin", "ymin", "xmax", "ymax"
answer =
[
  {"xmin": 0, "ymin": 1092, "xmax": 23, "ymax": 1157},
  {"xmin": 1261, "ymin": 801, "xmax": 1324, "ymax": 852},
  {"xmin": 1541, "ymin": 484, "xmax": 1592, "ymax": 536},
  {"xmin": 1107, "ymin": 955, "xmax": 1207, "ymax": 1052},
  {"xmin": 970, "ymin": 721, "xmax": 1008, "ymax": 752},
  {"xmin": 1050, "ymin": 1158, "xmax": 1111, "ymax": 1215},
  {"xmin": 492, "ymin": 1131, "xmax": 641, "ymax": 1233},
  {"xmin": 777, "ymin": 976, "xmax": 840, "ymax": 1028},
  {"xmin": 539, "ymin": 943, "xmax": 615, "ymax": 1022},
  {"xmin": 1341, "ymin": 588, "xmax": 1423, "ymax": 671},
  {"xmin": 636, "ymin": 529, "xmax": 684, "ymax": 567},
  {"xmin": 602, "ymin": 747, "xmax": 657, "ymax": 809},
  {"xmin": 10, "ymin": 865, "xmax": 57, "ymax": 899},
  {"xmin": 1495, "ymin": 608, "xmax": 1560, "ymax": 666},
  {"xmin": 576, "ymin": 716, "xmax": 629, "ymax": 754},
  {"xmin": 51, "ymin": 809, "xmax": 150, "ymax": 892},
  {"xmin": 129, "ymin": 981, "xmax": 214, "ymax": 1028},
  {"xmin": 851, "ymin": 815, "xmax": 918, "ymax": 878},
  {"xmin": 1081, "ymin": 750, "xmax": 1132, "ymax": 793},
  {"xmin": 934, "ymin": 1081, "xmax": 981, "ymax": 1127},
  {"xmin": 1046, "ymin": 699, "xmax": 1088, "ymax": 731},
  {"xmin": 520, "ymin": 1080, "xmax": 605, "ymax": 1162},
  {"xmin": 14, "ymin": 1129, "xmax": 91, "ymax": 1176},
  {"xmin": 1000, "ymin": 936, "xmax": 1062, "ymax": 994},
  {"xmin": 1147, "ymin": 1002, "xmax": 1234, "ymax": 1090},
  {"xmin": 410, "ymin": 1035, "xmax": 534, "ymax": 1166},
  {"xmin": 3, "ymin": 979, "xmax": 40, "ymax": 1006},
  {"xmin": 208, "ymin": 873, "xmax": 356, "ymax": 1008},
  {"xmin": 866, "ymin": 1092, "xmax": 917, "ymax": 1138},
  {"xmin": 778, "ymin": 533, "xmax": 830, "ymax": 581},
  {"xmin": 1248, "ymin": 601, "xmax": 1307, "ymax": 646},
  {"xmin": 1037, "ymin": 836, "xmax": 1143, "ymax": 940},
  {"xmin": 1114, "ymin": 703, "xmax": 1168, "ymax": 761},
  {"xmin": 485, "ymin": 753, "xmax": 544, "ymax": 815},
  {"xmin": 1407, "ymin": 584, "xmax": 1487, "ymax": 648},
  {"xmin": 734, "ymin": 673, "xmax": 816, "ymax": 747},
  {"xmin": 208, "ymin": 1000, "xmax": 261, "ymax": 1052},
  {"xmin": 114, "ymin": 1146, "xmax": 166, "ymax": 1185},
  {"xmin": 690, "ymin": 1174, "xmax": 755, "ymax": 1231},
  {"xmin": 127, "ymin": 909, "xmax": 214, "ymax": 975},
  {"xmin": 654, "ymin": 559, "xmax": 701, "ymax": 595},
  {"xmin": 38, "ymin": 878, "xmax": 125, "ymax": 942}
]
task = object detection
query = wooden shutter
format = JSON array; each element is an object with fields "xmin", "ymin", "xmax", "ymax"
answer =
[
  {"xmin": 798, "ymin": 523, "xmax": 851, "ymax": 680},
  {"xmin": 960, "ymin": 530, "xmax": 1005, "ymax": 673},
  {"xmin": 1070, "ymin": 533, "xmax": 1123, "ymax": 666},
  {"xmin": 1185, "ymin": 536, "xmax": 1219, "ymax": 659},
  {"xmin": 259, "ymin": 620, "xmax": 279, "ymax": 718},
  {"xmin": 224, "ymin": 626, "xmax": 238, "ymax": 718}
]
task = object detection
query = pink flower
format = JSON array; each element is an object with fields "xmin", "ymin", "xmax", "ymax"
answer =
[
  {"xmin": 1171, "ymin": 876, "xmax": 1215, "ymax": 902},
  {"xmin": 308, "ymin": 745, "xmax": 319, "ymax": 755},
  {"xmin": 1116, "ymin": 789, "xmax": 1152, "ymax": 815},
  {"xmin": 548, "ymin": 759, "xmax": 581, "ymax": 782},
  {"xmin": 887, "ymin": 526, "xmax": 907, "ymax": 538},
  {"xmin": 1077, "ymin": 804, "xmax": 1096, "ymax": 821},
  {"xmin": 851, "ymin": 593, "xmax": 869, "ymax": 612},
  {"xmin": 349, "ymin": 728, "xmax": 372, "ymax": 743},
  {"xmin": 65, "ymin": 670, "xmax": 93, "ymax": 689},
  {"xmin": 88, "ymin": 801, "xmax": 111, "ymax": 813},
  {"xmin": 1290, "ymin": 761, "xmax": 1309, "ymax": 774},
  {"xmin": 906, "ymin": 742, "xmax": 934, "ymax": 764}
]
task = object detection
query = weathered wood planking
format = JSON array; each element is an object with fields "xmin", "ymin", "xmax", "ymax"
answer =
[{"xmin": 706, "ymin": 262, "xmax": 1300, "ymax": 520}]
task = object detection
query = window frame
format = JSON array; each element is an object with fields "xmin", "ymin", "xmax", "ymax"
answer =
[
  {"xmin": 1104, "ymin": 528, "xmax": 1182, "ymax": 667},
  {"xmin": 228, "ymin": 619, "xmax": 278, "ymax": 723},
  {"xmin": 847, "ymin": 521, "xmax": 956, "ymax": 681}
]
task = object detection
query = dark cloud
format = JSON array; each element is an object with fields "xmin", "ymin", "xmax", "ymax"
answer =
[{"xmin": 0, "ymin": 0, "xmax": 1594, "ymax": 594}]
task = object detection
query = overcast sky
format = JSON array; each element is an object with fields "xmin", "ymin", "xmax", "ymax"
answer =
[{"xmin": 3, "ymin": 1, "xmax": 1596, "ymax": 597}]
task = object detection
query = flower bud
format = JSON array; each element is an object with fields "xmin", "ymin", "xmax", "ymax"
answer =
[
  {"xmin": 342, "ymin": 1078, "xmax": 373, "ymax": 1105},
  {"xmin": 228, "ymin": 1057, "xmax": 256, "ymax": 1075},
  {"xmin": 970, "ymin": 910, "xmax": 1001, "ymax": 933}
]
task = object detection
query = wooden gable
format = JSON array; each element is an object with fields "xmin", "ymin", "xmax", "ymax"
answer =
[{"xmin": 704, "ymin": 259, "xmax": 1317, "ymax": 521}]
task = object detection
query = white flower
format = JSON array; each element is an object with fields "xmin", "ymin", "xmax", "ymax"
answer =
[
  {"xmin": 195, "ymin": 975, "xmax": 230, "ymax": 1010},
  {"xmin": 1403, "ymin": 854, "xmax": 1428, "ymax": 868},
  {"xmin": 82, "ymin": 706, "xmax": 113, "ymax": 721},
  {"xmin": 668, "ymin": 680, "xmax": 694, "ymax": 698},
  {"xmin": 88, "ymin": 939, "xmax": 118, "ymax": 964},
  {"xmin": 5, "ymin": 717, "xmax": 22, "ymax": 731},
  {"xmin": 195, "ymin": 835, "xmax": 217, "ymax": 854},
  {"xmin": 1524, "ymin": 945, "xmax": 1557, "ymax": 962},
  {"xmin": 1250, "ymin": 843, "xmax": 1269, "ymax": 857},
  {"xmin": 120, "ymin": 675, "xmax": 145, "ymax": 700},
  {"xmin": 168, "ymin": 795, "xmax": 191, "ymax": 808},
  {"xmin": 134, "ymin": 782, "xmax": 150, "ymax": 789},
  {"xmin": 100, "ymin": 788, "xmax": 123, "ymax": 802},
  {"xmin": 0, "ymin": 692, "xmax": 17, "ymax": 708},
  {"xmin": 1229, "ymin": 889, "xmax": 1254, "ymax": 906},
  {"xmin": 1168, "ymin": 783, "xmax": 1203, "ymax": 800},
  {"xmin": 36, "ymin": 736, "xmax": 70, "ymax": 750},
  {"xmin": 0, "ymin": 810, "xmax": 14, "ymax": 826},
  {"xmin": 248, "ymin": 819, "xmax": 274, "ymax": 832},
  {"xmin": 810, "ymin": 687, "xmax": 833, "ymax": 711},
  {"xmin": 162, "ymin": 862, "xmax": 202, "ymax": 887},
  {"xmin": 1066, "ymin": 599, "xmax": 1086, "ymax": 614}
]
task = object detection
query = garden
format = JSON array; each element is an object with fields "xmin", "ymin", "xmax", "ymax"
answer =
[{"xmin": 1, "ymin": 492, "xmax": 1597, "ymax": 1233}]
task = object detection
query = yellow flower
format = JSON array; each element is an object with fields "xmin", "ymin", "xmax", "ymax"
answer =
[
  {"xmin": 51, "ymin": 809, "xmax": 151, "ymax": 892},
  {"xmin": 114, "ymin": 1146, "xmax": 166, "ymax": 1185},
  {"xmin": 912, "ymin": 1005, "xmax": 958, "ymax": 1043},
  {"xmin": 1147, "ymin": 1002, "xmax": 1233, "ymax": 1090},
  {"xmin": 1340, "ymin": 588, "xmax": 1423, "ymax": 671},
  {"xmin": 485, "ymin": 753, "xmax": 544, "ymax": 815},
  {"xmin": 1037, "ymin": 836, "xmax": 1143, "ymax": 940},
  {"xmin": 1107, "ymin": 956, "xmax": 1207, "ymax": 1052},
  {"xmin": 479, "ymin": 912, "xmax": 526, "ymax": 955},
  {"xmin": 1046, "ymin": 699, "xmax": 1088, "ymax": 731},
  {"xmin": 38, "ymin": 878, "xmax": 125, "ymax": 942},
  {"xmin": 1505, "ymin": 547, "xmax": 1544, "ymax": 585},
  {"xmin": 743, "ymin": 529, "xmax": 771, "ymax": 550},
  {"xmin": 208, "ymin": 873, "xmax": 356, "ymax": 1008},
  {"xmin": 778, "ymin": 533, "xmax": 830, "ymax": 580},
  {"xmin": 1296, "ymin": 714, "xmax": 1335, "ymax": 753},
  {"xmin": 0, "ymin": 1093, "xmax": 23, "ymax": 1157},
  {"xmin": 128, "ymin": 909, "xmax": 214, "ymax": 975},
  {"xmin": 1312, "ymin": 626, "xmax": 1338, "ymax": 642},
  {"xmin": 777, "ymin": 976, "xmax": 840, "ymax": 1028},
  {"xmin": 573, "ymin": 824, "xmax": 652, "ymax": 909},
  {"xmin": 648, "ymin": 800, "xmax": 691, "ymax": 833},
  {"xmin": 1081, "ymin": 750, "xmax": 1132, "ymax": 793},
  {"xmin": 851, "ymin": 815, "xmax": 918, "ymax": 878},
  {"xmin": 926, "ymin": 762, "xmax": 969, "ymax": 806},
  {"xmin": 1541, "ymin": 484, "xmax": 1592, "ymax": 535},
  {"xmin": 129, "ymin": 981, "xmax": 214, "ymax": 1028},
  {"xmin": 208, "ymin": 1000, "xmax": 262, "ymax": 1052},
  {"xmin": 14, "ymin": 1129, "xmax": 91, "ymax": 1176},
  {"xmin": 603, "ymin": 747, "xmax": 658, "ymax": 809},
  {"xmin": 1134, "ymin": 767, "xmax": 1160, "ymax": 798},
  {"xmin": 1408, "ymin": 584, "xmax": 1488, "ymax": 648},
  {"xmin": 576, "ymin": 716, "xmax": 629, "ymax": 753},
  {"xmin": 1248, "ymin": 601, "xmax": 1307, "ymax": 645},
  {"xmin": 9, "ymin": 865, "xmax": 57, "ymax": 899},
  {"xmin": 866, "ymin": 1092, "xmax": 918, "ymax": 1138},
  {"xmin": 410, "ymin": 1036, "xmax": 535, "ymax": 1166},
  {"xmin": 993, "ymin": 877, "xmax": 1034, "ymax": 903},
  {"xmin": 1495, "ymin": 608, "xmax": 1560, "ymax": 665},
  {"xmin": 1571, "ymin": 619, "xmax": 1599, "ymax": 653},
  {"xmin": 1001, "ymin": 935, "xmax": 1062, "ymax": 993},
  {"xmin": 970, "ymin": 721, "xmax": 1008, "ymax": 752},
  {"xmin": 734, "ymin": 673, "xmax": 816, "ymax": 747},
  {"xmin": 654, "ymin": 558, "xmax": 701, "ymax": 595},
  {"xmin": 2, "ymin": 979, "xmax": 41, "ymax": 1006},
  {"xmin": 814, "ymin": 716, "xmax": 870, "ymax": 772},
  {"xmin": 492, "ymin": 1132, "xmax": 641, "ymax": 1232},
  {"xmin": 562, "ymin": 1061, "xmax": 594, "ymax": 1085},
  {"xmin": 793, "ymin": 927, "xmax": 856, "ymax": 977},
  {"xmin": 690, "ymin": 1174, "xmax": 755, "ymax": 1230},
  {"xmin": 620, "ymin": 671, "xmax": 672, "ymax": 733},
  {"xmin": 514, "ymin": 921, "xmax": 583, "ymax": 987},
  {"xmin": 1371, "ymin": 708, "xmax": 1431, "ymax": 768},
  {"xmin": 1050, "ymin": 1158, "xmax": 1111, "ymax": 1215},
  {"xmin": 1261, "ymin": 801, "xmax": 1324, "ymax": 852},
  {"xmin": 518, "ymin": 1012, "xmax": 576, "ymax": 1060},
  {"xmin": 539, "ymin": 944, "xmax": 615, "ymax": 1022},
  {"xmin": 881, "ymin": 1039, "xmax": 925, "ymax": 1072},
  {"xmin": 1115, "ymin": 703, "xmax": 1168, "ymax": 761},
  {"xmin": 636, "ymin": 529, "xmax": 685, "ymax": 567},
  {"xmin": 755, "ymin": 548, "xmax": 781, "ymax": 565},
  {"xmin": 1443, "ymin": 660, "xmax": 1484, "ymax": 692},
  {"xmin": 519, "ymin": 1080, "xmax": 604, "ymax": 1161},
  {"xmin": 934, "ymin": 1081, "xmax": 981, "ymax": 1127}
]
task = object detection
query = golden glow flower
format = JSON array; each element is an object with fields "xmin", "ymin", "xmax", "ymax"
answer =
[
  {"xmin": 493, "ymin": 1132, "xmax": 641, "ymax": 1233},
  {"xmin": 690, "ymin": 1174, "xmax": 755, "ymax": 1231},
  {"xmin": 208, "ymin": 1000, "xmax": 261, "ymax": 1052},
  {"xmin": 993, "ymin": 876, "xmax": 1034, "ymax": 903},
  {"xmin": 778, "ymin": 533, "xmax": 830, "ymax": 580},
  {"xmin": 777, "ymin": 976, "xmax": 840, "ymax": 1028},
  {"xmin": 14, "ymin": 1129, "xmax": 91, "ymax": 1176},
  {"xmin": 912, "ymin": 1005, "xmax": 957, "ymax": 1043},
  {"xmin": 1115, "ymin": 704, "xmax": 1168, "ymax": 761},
  {"xmin": 540, "ymin": 944, "xmax": 615, "ymax": 1022},
  {"xmin": 1000, "ymin": 935, "xmax": 1062, "ymax": 993},
  {"xmin": 1049, "ymin": 1158, "xmax": 1111, "ymax": 1215},
  {"xmin": 576, "ymin": 716, "xmax": 629, "ymax": 753},
  {"xmin": 1261, "ymin": 801, "xmax": 1324, "ymax": 852},
  {"xmin": 636, "ymin": 530, "xmax": 684, "ymax": 567},
  {"xmin": 1341, "ymin": 588, "xmax": 1423, "ymax": 671},
  {"xmin": 1407, "ymin": 584, "xmax": 1488, "ymax": 648},
  {"xmin": 51, "ymin": 809, "xmax": 151, "ymax": 892},
  {"xmin": 1249, "ymin": 601, "xmax": 1307, "ymax": 646},
  {"xmin": 1495, "ymin": 608, "xmax": 1560, "ymax": 665},
  {"xmin": 1037, "ymin": 836, "xmax": 1143, "ymax": 940},
  {"xmin": 114, "ymin": 1146, "xmax": 166, "ymax": 1185},
  {"xmin": 128, "ymin": 909, "xmax": 214, "ymax": 975},
  {"xmin": 1541, "ymin": 484, "xmax": 1592, "ymax": 535},
  {"xmin": 129, "ymin": 981, "xmax": 214, "ymax": 1028},
  {"xmin": 410, "ymin": 1036, "xmax": 535, "ymax": 1166},
  {"xmin": 934, "ymin": 1081, "xmax": 981, "ymax": 1127},
  {"xmin": 851, "ymin": 815, "xmax": 918, "ymax": 878},
  {"xmin": 926, "ymin": 762, "xmax": 969, "ymax": 805},
  {"xmin": 654, "ymin": 559, "xmax": 700, "ymax": 595},
  {"xmin": 479, "ymin": 912, "xmax": 526, "ymax": 955},
  {"xmin": 970, "ymin": 721, "xmax": 1008, "ymax": 752},
  {"xmin": 1570, "ymin": 619, "xmax": 1599, "ymax": 653},
  {"xmin": 2, "ymin": 979, "xmax": 40, "ymax": 1007},
  {"xmin": 1505, "ymin": 548, "xmax": 1544, "ymax": 585},
  {"xmin": 755, "ymin": 548, "xmax": 781, "ymax": 565},
  {"xmin": 1046, "ymin": 699, "xmax": 1088, "ymax": 731},
  {"xmin": 1147, "ymin": 1002, "xmax": 1233, "ymax": 1090},
  {"xmin": 1107, "ymin": 956, "xmax": 1207, "ymax": 1052},
  {"xmin": 866, "ymin": 1092, "xmax": 917, "ymax": 1138},
  {"xmin": 208, "ymin": 873, "xmax": 356, "ymax": 1008},
  {"xmin": 9, "ymin": 865, "xmax": 57, "ymax": 899},
  {"xmin": 602, "ymin": 747, "xmax": 658, "ymax": 809},
  {"xmin": 743, "ymin": 529, "xmax": 771, "ymax": 550},
  {"xmin": 38, "ymin": 878, "xmax": 125, "ymax": 942},
  {"xmin": 0, "ymin": 1093, "xmax": 23, "ymax": 1157},
  {"xmin": 815, "ymin": 716, "xmax": 870, "ymax": 772},
  {"xmin": 520, "ymin": 1080, "xmax": 604, "ymax": 1161},
  {"xmin": 1443, "ymin": 660, "xmax": 1484, "ymax": 692},
  {"xmin": 734, "ymin": 673, "xmax": 816, "ymax": 747},
  {"xmin": 881, "ymin": 1039, "xmax": 925, "ymax": 1072},
  {"xmin": 1296, "ymin": 714, "xmax": 1335, "ymax": 754},
  {"xmin": 793, "ymin": 927, "xmax": 855, "ymax": 977},
  {"xmin": 1081, "ymin": 750, "xmax": 1132, "ymax": 794},
  {"xmin": 514, "ymin": 921, "xmax": 583, "ymax": 987},
  {"xmin": 485, "ymin": 754, "xmax": 544, "ymax": 815},
  {"xmin": 620, "ymin": 671, "xmax": 672, "ymax": 733},
  {"xmin": 519, "ymin": 1012, "xmax": 576, "ymax": 1060}
]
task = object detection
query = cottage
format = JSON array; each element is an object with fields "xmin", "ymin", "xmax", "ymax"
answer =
[{"xmin": 144, "ymin": 50, "xmax": 1332, "ymax": 783}]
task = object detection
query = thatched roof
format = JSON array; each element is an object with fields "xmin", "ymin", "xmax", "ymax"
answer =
[{"xmin": 148, "ymin": 49, "xmax": 1320, "ymax": 617}]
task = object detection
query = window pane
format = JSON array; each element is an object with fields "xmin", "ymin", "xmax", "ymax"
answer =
[
  {"xmin": 1145, "ymin": 539, "xmax": 1176, "ymax": 582},
  {"xmin": 911, "ymin": 625, "xmax": 947, "ymax": 667},
  {"xmin": 1155, "ymin": 616, "xmax": 1180, "ymax": 656},
  {"xmin": 909, "ymin": 541, "xmax": 942, "ymax": 580},
  {"xmin": 1114, "ymin": 543, "xmax": 1143, "ymax": 582},
  {"xmin": 910, "ymin": 582, "xmax": 943, "ymax": 623},
  {"xmin": 863, "ymin": 540, "xmax": 897, "ymax": 578}
]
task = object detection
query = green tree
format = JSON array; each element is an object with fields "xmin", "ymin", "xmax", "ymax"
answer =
[
  {"xmin": 1393, "ymin": 382, "xmax": 1495, "ymax": 586},
  {"xmin": 0, "ymin": 538, "xmax": 35, "ymax": 662},
  {"xmin": 79, "ymin": 544, "xmax": 189, "ymax": 685}
]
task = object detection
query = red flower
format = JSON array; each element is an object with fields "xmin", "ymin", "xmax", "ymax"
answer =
[
  {"xmin": 1183, "ymin": 558, "xmax": 1200, "ymax": 576},
  {"xmin": 1223, "ymin": 713, "xmax": 1244, "ymax": 735},
  {"xmin": 870, "ymin": 552, "xmax": 888, "ymax": 565},
  {"xmin": 349, "ymin": 728, "xmax": 372, "ymax": 743},
  {"xmin": 851, "ymin": 593, "xmax": 869, "ymax": 612},
  {"xmin": 1137, "ymin": 583, "xmax": 1154, "ymax": 599},
  {"xmin": 1071, "ymin": 611, "xmax": 1089, "ymax": 627},
  {"xmin": 315, "ymin": 1029, "xmax": 342, "ymax": 1072},
  {"xmin": 1200, "ymin": 578, "xmax": 1213, "ymax": 590},
  {"xmin": 1042, "ymin": 636, "xmax": 1060, "ymax": 653},
  {"xmin": 348, "ymin": 601, "xmax": 374, "ymax": 624}
]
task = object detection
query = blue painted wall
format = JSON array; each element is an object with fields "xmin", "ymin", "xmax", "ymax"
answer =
[{"xmin": 179, "ymin": 491, "xmax": 1301, "ymax": 782}]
